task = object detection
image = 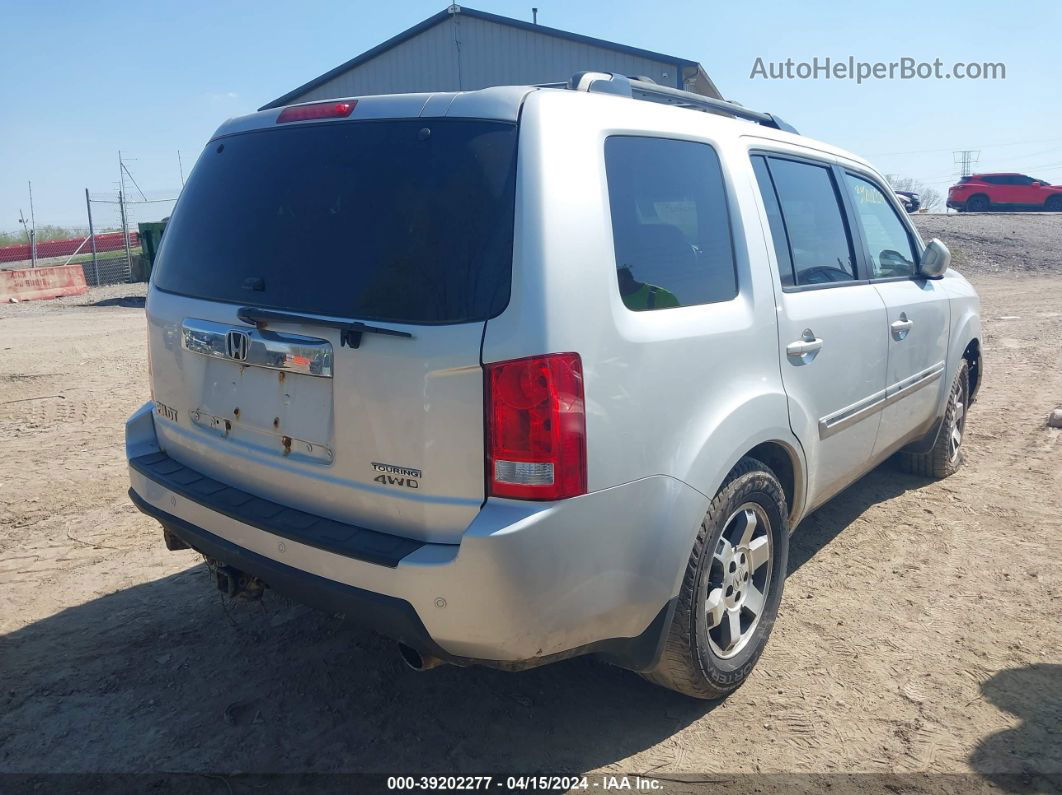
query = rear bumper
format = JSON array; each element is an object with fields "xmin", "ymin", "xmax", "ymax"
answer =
[
  {"xmin": 129, "ymin": 487, "xmax": 454, "ymax": 657},
  {"xmin": 126, "ymin": 403, "xmax": 706, "ymax": 669}
]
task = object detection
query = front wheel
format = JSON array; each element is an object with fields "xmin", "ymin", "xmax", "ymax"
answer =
[
  {"xmin": 898, "ymin": 360, "xmax": 969, "ymax": 479},
  {"xmin": 642, "ymin": 458, "xmax": 789, "ymax": 699},
  {"xmin": 1045, "ymin": 195, "xmax": 1062, "ymax": 212}
]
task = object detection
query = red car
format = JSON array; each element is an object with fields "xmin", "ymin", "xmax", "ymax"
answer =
[{"xmin": 948, "ymin": 173, "xmax": 1062, "ymax": 212}]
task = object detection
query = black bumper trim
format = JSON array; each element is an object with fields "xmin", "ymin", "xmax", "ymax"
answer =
[
  {"xmin": 129, "ymin": 487, "xmax": 675, "ymax": 673},
  {"xmin": 129, "ymin": 488, "xmax": 453, "ymax": 659},
  {"xmin": 129, "ymin": 452, "xmax": 423, "ymax": 568}
]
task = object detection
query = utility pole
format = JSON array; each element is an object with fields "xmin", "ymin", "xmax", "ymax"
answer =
[
  {"xmin": 18, "ymin": 209, "xmax": 31, "ymax": 265},
  {"xmin": 85, "ymin": 188, "xmax": 99, "ymax": 286},
  {"xmin": 953, "ymin": 149, "xmax": 980, "ymax": 178},
  {"xmin": 118, "ymin": 189, "xmax": 132, "ymax": 276},
  {"xmin": 118, "ymin": 151, "xmax": 133, "ymax": 276},
  {"xmin": 27, "ymin": 181, "xmax": 37, "ymax": 267},
  {"xmin": 177, "ymin": 150, "xmax": 185, "ymax": 188}
]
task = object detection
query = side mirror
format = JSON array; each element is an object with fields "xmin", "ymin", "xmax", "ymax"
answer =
[{"xmin": 920, "ymin": 238, "xmax": 951, "ymax": 278}]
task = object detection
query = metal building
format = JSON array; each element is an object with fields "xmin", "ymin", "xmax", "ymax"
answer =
[{"xmin": 260, "ymin": 4, "xmax": 720, "ymax": 110}]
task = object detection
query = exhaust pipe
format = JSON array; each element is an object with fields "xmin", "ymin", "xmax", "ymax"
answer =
[{"xmin": 398, "ymin": 643, "xmax": 446, "ymax": 672}]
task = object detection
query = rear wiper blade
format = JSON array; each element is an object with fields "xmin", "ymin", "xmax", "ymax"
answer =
[{"xmin": 237, "ymin": 307, "xmax": 413, "ymax": 349}]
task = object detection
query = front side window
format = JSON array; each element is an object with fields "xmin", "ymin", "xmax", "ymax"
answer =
[
  {"xmin": 605, "ymin": 136, "xmax": 737, "ymax": 311},
  {"xmin": 844, "ymin": 173, "xmax": 917, "ymax": 279},
  {"xmin": 764, "ymin": 158, "xmax": 856, "ymax": 286}
]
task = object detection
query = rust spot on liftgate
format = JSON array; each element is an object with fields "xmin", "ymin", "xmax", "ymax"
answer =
[
  {"xmin": 233, "ymin": 407, "xmax": 240, "ymax": 419},
  {"xmin": 281, "ymin": 435, "xmax": 292, "ymax": 456},
  {"xmin": 273, "ymin": 416, "xmax": 280, "ymax": 429},
  {"xmin": 278, "ymin": 371, "xmax": 286, "ymax": 383}
]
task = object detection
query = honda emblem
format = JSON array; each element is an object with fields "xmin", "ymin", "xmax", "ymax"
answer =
[{"xmin": 225, "ymin": 330, "xmax": 250, "ymax": 361}]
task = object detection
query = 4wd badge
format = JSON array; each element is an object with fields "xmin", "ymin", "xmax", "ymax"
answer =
[{"xmin": 371, "ymin": 462, "xmax": 421, "ymax": 489}]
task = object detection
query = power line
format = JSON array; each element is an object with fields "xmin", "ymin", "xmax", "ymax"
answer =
[
  {"xmin": 869, "ymin": 136, "xmax": 1062, "ymax": 157},
  {"xmin": 919, "ymin": 162, "xmax": 1062, "ymax": 185},
  {"xmin": 997, "ymin": 146, "xmax": 1062, "ymax": 164}
]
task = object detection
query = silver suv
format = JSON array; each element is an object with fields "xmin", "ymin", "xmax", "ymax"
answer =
[{"xmin": 127, "ymin": 73, "xmax": 982, "ymax": 698}]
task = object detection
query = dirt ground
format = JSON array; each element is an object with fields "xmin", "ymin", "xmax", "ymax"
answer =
[{"xmin": 1, "ymin": 217, "xmax": 1060, "ymax": 792}]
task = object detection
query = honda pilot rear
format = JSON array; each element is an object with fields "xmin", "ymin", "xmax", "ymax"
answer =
[
  {"xmin": 144, "ymin": 105, "xmax": 518, "ymax": 543},
  {"xmin": 127, "ymin": 87, "xmax": 696, "ymax": 677}
]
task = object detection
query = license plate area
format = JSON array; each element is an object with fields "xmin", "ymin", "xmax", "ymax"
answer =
[{"xmin": 190, "ymin": 352, "xmax": 334, "ymax": 465}]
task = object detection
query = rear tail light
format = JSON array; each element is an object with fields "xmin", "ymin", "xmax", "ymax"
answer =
[
  {"xmin": 486, "ymin": 353, "xmax": 587, "ymax": 501},
  {"xmin": 276, "ymin": 101, "xmax": 357, "ymax": 124}
]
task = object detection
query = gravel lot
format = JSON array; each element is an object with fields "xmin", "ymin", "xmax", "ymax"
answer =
[
  {"xmin": 913, "ymin": 213, "xmax": 1062, "ymax": 275},
  {"xmin": 1, "ymin": 216, "xmax": 1059, "ymax": 792}
]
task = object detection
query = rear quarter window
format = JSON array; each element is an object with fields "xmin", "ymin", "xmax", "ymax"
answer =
[{"xmin": 604, "ymin": 136, "xmax": 737, "ymax": 311}]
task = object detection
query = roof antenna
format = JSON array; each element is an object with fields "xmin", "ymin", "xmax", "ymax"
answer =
[{"xmin": 532, "ymin": 7, "xmax": 538, "ymax": 23}]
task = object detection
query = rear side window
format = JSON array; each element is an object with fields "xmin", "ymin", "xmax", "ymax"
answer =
[
  {"xmin": 153, "ymin": 120, "xmax": 518, "ymax": 324},
  {"xmin": 605, "ymin": 136, "xmax": 737, "ymax": 311},
  {"xmin": 844, "ymin": 173, "xmax": 917, "ymax": 279},
  {"xmin": 759, "ymin": 157, "xmax": 856, "ymax": 286}
]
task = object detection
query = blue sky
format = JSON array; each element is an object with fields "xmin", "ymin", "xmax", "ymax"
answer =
[{"xmin": 2, "ymin": 0, "xmax": 1060, "ymax": 230}]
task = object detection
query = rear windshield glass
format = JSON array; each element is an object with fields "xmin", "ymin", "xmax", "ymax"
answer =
[{"xmin": 153, "ymin": 120, "xmax": 518, "ymax": 324}]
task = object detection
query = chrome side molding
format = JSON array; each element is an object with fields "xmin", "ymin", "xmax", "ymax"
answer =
[
  {"xmin": 819, "ymin": 361, "xmax": 945, "ymax": 440},
  {"xmin": 181, "ymin": 318, "xmax": 333, "ymax": 378}
]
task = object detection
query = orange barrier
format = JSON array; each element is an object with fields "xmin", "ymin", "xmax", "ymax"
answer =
[{"xmin": 1, "ymin": 264, "xmax": 88, "ymax": 302}]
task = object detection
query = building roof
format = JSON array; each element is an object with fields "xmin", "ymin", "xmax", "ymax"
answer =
[{"xmin": 261, "ymin": 5, "xmax": 712, "ymax": 110}]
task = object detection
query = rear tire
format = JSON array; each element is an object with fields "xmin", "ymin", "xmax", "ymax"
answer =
[
  {"xmin": 642, "ymin": 458, "xmax": 788, "ymax": 700},
  {"xmin": 1045, "ymin": 195, "xmax": 1062, "ymax": 212},
  {"xmin": 898, "ymin": 361, "xmax": 969, "ymax": 479},
  {"xmin": 966, "ymin": 195, "xmax": 990, "ymax": 212}
]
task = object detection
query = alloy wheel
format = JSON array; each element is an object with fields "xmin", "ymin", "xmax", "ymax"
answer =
[{"xmin": 704, "ymin": 503, "xmax": 773, "ymax": 659}]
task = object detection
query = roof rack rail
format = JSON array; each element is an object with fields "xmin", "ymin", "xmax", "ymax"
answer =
[{"xmin": 567, "ymin": 71, "xmax": 799, "ymax": 135}]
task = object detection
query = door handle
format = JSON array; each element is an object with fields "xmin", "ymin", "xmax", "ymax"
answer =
[
  {"xmin": 786, "ymin": 330, "xmax": 823, "ymax": 359},
  {"xmin": 891, "ymin": 313, "xmax": 913, "ymax": 340}
]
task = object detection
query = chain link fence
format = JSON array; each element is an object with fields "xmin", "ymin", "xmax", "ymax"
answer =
[
  {"xmin": 83, "ymin": 190, "xmax": 177, "ymax": 286},
  {"xmin": 0, "ymin": 149, "xmax": 185, "ymax": 289},
  {"xmin": 0, "ymin": 193, "xmax": 177, "ymax": 286}
]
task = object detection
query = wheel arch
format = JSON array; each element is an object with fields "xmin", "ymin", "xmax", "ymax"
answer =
[
  {"xmin": 943, "ymin": 273, "xmax": 982, "ymax": 409},
  {"xmin": 963, "ymin": 337, "xmax": 982, "ymax": 404},
  {"xmin": 683, "ymin": 392, "xmax": 807, "ymax": 529},
  {"xmin": 745, "ymin": 440, "xmax": 802, "ymax": 528}
]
